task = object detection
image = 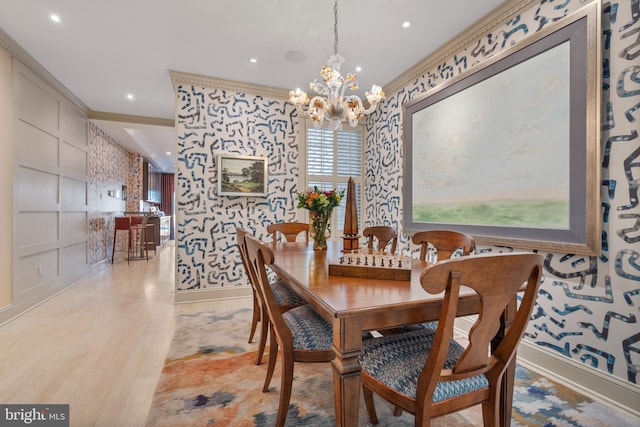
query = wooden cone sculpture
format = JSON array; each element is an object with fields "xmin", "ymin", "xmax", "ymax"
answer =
[{"xmin": 342, "ymin": 177, "xmax": 359, "ymax": 251}]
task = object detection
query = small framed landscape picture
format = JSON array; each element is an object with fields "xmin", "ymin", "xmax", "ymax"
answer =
[{"xmin": 217, "ymin": 154, "xmax": 268, "ymax": 197}]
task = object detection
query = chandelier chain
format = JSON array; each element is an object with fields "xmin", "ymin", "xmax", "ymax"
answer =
[{"xmin": 333, "ymin": 0, "xmax": 339, "ymax": 55}]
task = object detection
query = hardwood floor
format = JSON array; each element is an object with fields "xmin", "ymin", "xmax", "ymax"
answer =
[{"xmin": 0, "ymin": 241, "xmax": 247, "ymax": 427}]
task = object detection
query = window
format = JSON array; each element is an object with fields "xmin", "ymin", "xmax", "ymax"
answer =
[{"xmin": 300, "ymin": 119, "xmax": 364, "ymax": 235}]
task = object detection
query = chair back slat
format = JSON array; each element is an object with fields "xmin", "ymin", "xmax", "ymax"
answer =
[
  {"xmin": 412, "ymin": 230, "xmax": 475, "ymax": 262},
  {"xmin": 267, "ymin": 222, "xmax": 309, "ymax": 243},
  {"xmin": 363, "ymin": 226, "xmax": 398, "ymax": 254}
]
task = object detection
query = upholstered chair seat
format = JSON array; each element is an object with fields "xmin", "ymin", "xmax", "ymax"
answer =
[
  {"xmin": 360, "ymin": 329, "xmax": 489, "ymax": 401},
  {"xmin": 283, "ymin": 305, "xmax": 333, "ymax": 351},
  {"xmin": 272, "ymin": 278, "xmax": 307, "ymax": 307}
]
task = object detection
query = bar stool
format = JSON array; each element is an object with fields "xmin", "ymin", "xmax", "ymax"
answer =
[
  {"xmin": 112, "ymin": 217, "xmax": 133, "ymax": 264},
  {"xmin": 130, "ymin": 216, "xmax": 151, "ymax": 261},
  {"xmin": 144, "ymin": 219, "xmax": 157, "ymax": 256}
]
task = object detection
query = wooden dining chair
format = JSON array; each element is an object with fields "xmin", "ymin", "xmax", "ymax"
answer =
[
  {"xmin": 235, "ymin": 227, "xmax": 306, "ymax": 365},
  {"xmin": 363, "ymin": 225, "xmax": 398, "ymax": 254},
  {"xmin": 267, "ymin": 222, "xmax": 309, "ymax": 244},
  {"xmin": 383, "ymin": 230, "xmax": 477, "ymax": 335},
  {"xmin": 359, "ymin": 253, "xmax": 543, "ymax": 426},
  {"xmin": 243, "ymin": 233, "xmax": 335, "ymax": 427},
  {"xmin": 412, "ymin": 230, "xmax": 475, "ymax": 263}
]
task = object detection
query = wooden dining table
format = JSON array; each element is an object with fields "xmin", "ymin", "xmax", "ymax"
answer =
[{"xmin": 269, "ymin": 240, "xmax": 517, "ymax": 427}]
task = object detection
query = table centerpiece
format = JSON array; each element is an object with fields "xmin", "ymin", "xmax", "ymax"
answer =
[{"xmin": 297, "ymin": 186, "xmax": 344, "ymax": 250}]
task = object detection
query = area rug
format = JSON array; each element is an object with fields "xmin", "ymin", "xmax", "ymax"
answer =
[{"xmin": 146, "ymin": 306, "xmax": 637, "ymax": 427}]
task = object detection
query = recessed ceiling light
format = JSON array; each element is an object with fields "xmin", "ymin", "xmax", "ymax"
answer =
[
  {"xmin": 165, "ymin": 151, "xmax": 172, "ymax": 155},
  {"xmin": 126, "ymin": 93, "xmax": 134, "ymax": 100},
  {"xmin": 50, "ymin": 14, "xmax": 61, "ymax": 23},
  {"xmin": 355, "ymin": 66, "xmax": 362, "ymax": 73},
  {"xmin": 402, "ymin": 21, "xmax": 411, "ymax": 29},
  {"xmin": 249, "ymin": 57, "xmax": 258, "ymax": 63}
]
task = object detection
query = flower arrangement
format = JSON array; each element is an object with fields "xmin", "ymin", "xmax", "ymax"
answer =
[
  {"xmin": 296, "ymin": 186, "xmax": 344, "ymax": 214},
  {"xmin": 296, "ymin": 186, "xmax": 344, "ymax": 249}
]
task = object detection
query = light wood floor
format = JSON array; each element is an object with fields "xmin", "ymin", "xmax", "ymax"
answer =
[{"xmin": 0, "ymin": 241, "xmax": 249, "ymax": 427}]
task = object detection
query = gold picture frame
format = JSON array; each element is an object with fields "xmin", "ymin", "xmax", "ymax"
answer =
[{"xmin": 403, "ymin": 3, "xmax": 600, "ymax": 255}]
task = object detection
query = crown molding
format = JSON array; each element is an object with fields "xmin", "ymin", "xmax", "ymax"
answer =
[
  {"xmin": 0, "ymin": 27, "xmax": 89, "ymax": 113},
  {"xmin": 170, "ymin": 69, "xmax": 291, "ymax": 100},
  {"xmin": 384, "ymin": 0, "xmax": 538, "ymax": 97},
  {"xmin": 88, "ymin": 111, "xmax": 174, "ymax": 127}
]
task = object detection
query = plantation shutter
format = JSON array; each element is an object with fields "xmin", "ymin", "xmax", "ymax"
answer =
[{"xmin": 305, "ymin": 122, "xmax": 363, "ymax": 233}]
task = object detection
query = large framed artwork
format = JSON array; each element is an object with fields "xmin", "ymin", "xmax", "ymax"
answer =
[
  {"xmin": 403, "ymin": 3, "xmax": 600, "ymax": 255},
  {"xmin": 217, "ymin": 154, "xmax": 268, "ymax": 197}
]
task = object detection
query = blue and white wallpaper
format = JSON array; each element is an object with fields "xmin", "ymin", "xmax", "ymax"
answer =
[
  {"xmin": 174, "ymin": 0, "xmax": 639, "ymax": 387},
  {"xmin": 366, "ymin": 0, "xmax": 640, "ymax": 387},
  {"xmin": 174, "ymin": 85, "xmax": 299, "ymax": 291}
]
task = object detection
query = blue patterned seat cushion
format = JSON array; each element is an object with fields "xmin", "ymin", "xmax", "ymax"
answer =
[
  {"xmin": 283, "ymin": 305, "xmax": 333, "ymax": 351},
  {"xmin": 359, "ymin": 329, "xmax": 489, "ymax": 402},
  {"xmin": 283, "ymin": 305, "xmax": 374, "ymax": 351},
  {"xmin": 271, "ymin": 277, "xmax": 307, "ymax": 306}
]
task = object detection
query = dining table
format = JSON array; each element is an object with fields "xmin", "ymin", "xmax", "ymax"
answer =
[{"xmin": 269, "ymin": 240, "xmax": 517, "ymax": 427}]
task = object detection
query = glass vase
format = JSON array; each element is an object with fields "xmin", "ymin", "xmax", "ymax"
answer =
[{"xmin": 309, "ymin": 210, "xmax": 332, "ymax": 250}]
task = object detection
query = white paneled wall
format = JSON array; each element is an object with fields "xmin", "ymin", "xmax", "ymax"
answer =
[{"xmin": 5, "ymin": 60, "xmax": 90, "ymax": 324}]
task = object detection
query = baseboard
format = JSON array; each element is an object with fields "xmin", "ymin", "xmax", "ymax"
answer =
[
  {"xmin": 455, "ymin": 316, "xmax": 640, "ymax": 418},
  {"xmin": 516, "ymin": 339, "xmax": 640, "ymax": 418},
  {"xmin": 0, "ymin": 262, "xmax": 105, "ymax": 328},
  {"xmin": 173, "ymin": 287, "xmax": 252, "ymax": 304}
]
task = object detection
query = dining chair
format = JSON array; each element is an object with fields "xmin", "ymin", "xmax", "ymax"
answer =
[
  {"xmin": 235, "ymin": 227, "xmax": 307, "ymax": 365},
  {"xmin": 412, "ymin": 230, "xmax": 475, "ymax": 263},
  {"xmin": 359, "ymin": 252, "xmax": 543, "ymax": 426},
  {"xmin": 385, "ymin": 230, "xmax": 476, "ymax": 334},
  {"xmin": 243, "ymin": 233, "xmax": 335, "ymax": 427},
  {"xmin": 267, "ymin": 221, "xmax": 309, "ymax": 244},
  {"xmin": 363, "ymin": 225, "xmax": 398, "ymax": 254}
]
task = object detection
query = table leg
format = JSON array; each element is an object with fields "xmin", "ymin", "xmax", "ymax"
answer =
[{"xmin": 331, "ymin": 318, "xmax": 362, "ymax": 427}]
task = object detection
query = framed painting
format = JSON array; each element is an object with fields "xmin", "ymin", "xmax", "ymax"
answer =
[
  {"xmin": 217, "ymin": 154, "xmax": 268, "ymax": 197},
  {"xmin": 402, "ymin": 3, "xmax": 600, "ymax": 255}
]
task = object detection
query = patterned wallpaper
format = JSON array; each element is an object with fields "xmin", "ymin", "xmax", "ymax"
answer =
[
  {"xmin": 127, "ymin": 152, "xmax": 144, "ymax": 212},
  {"xmin": 365, "ymin": 0, "xmax": 640, "ymax": 387},
  {"xmin": 88, "ymin": 122, "xmax": 144, "ymax": 265},
  {"xmin": 174, "ymin": 0, "xmax": 639, "ymax": 387},
  {"xmin": 174, "ymin": 87, "xmax": 299, "ymax": 290}
]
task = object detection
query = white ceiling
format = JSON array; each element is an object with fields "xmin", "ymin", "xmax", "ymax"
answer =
[{"xmin": 0, "ymin": 0, "xmax": 507, "ymax": 173}]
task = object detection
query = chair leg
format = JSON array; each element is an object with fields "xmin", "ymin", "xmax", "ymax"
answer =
[
  {"xmin": 112, "ymin": 230, "xmax": 117, "ymax": 264},
  {"xmin": 256, "ymin": 305, "xmax": 269, "ymax": 365},
  {"xmin": 263, "ymin": 325, "xmax": 278, "ymax": 392},
  {"xmin": 248, "ymin": 291, "xmax": 260, "ymax": 343},
  {"xmin": 481, "ymin": 392, "xmax": 498, "ymax": 426},
  {"xmin": 393, "ymin": 406, "xmax": 403, "ymax": 416},
  {"xmin": 275, "ymin": 347, "xmax": 294, "ymax": 427},
  {"xmin": 363, "ymin": 384, "xmax": 379, "ymax": 424}
]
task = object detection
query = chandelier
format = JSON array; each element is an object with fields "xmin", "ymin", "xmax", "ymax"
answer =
[{"xmin": 288, "ymin": 0, "xmax": 385, "ymax": 131}]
